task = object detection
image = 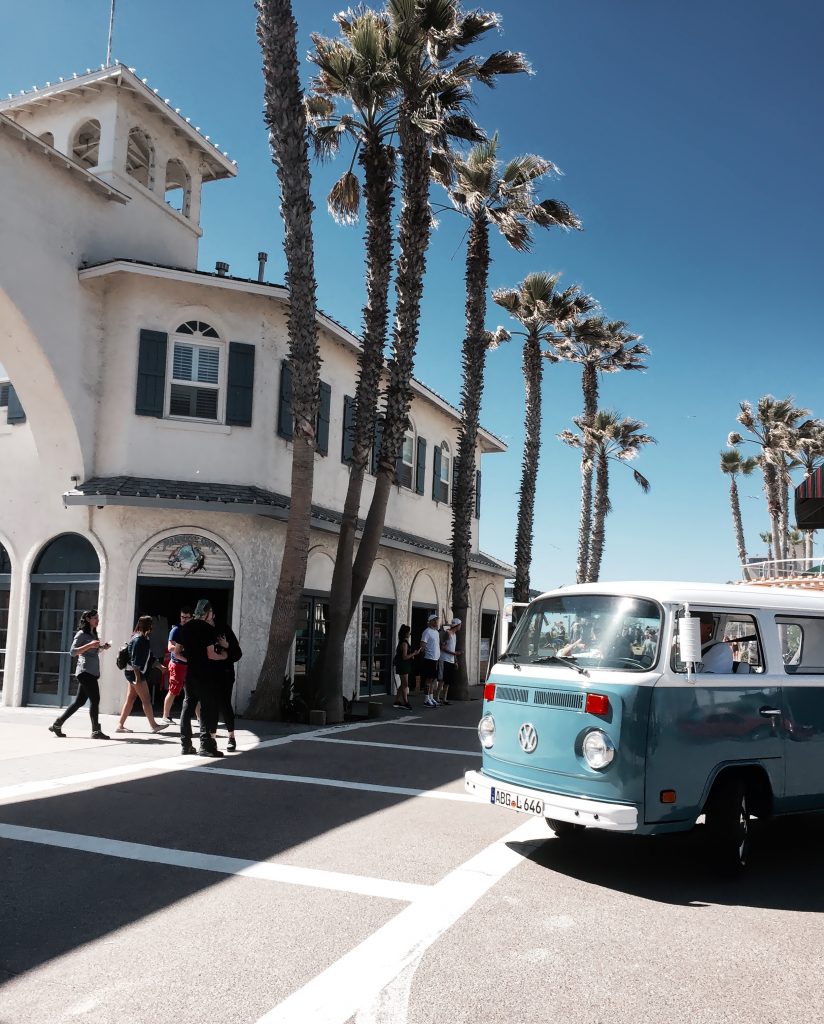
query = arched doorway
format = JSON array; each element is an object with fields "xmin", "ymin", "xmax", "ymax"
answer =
[
  {"xmin": 0, "ymin": 541, "xmax": 10, "ymax": 696},
  {"xmin": 25, "ymin": 534, "xmax": 100, "ymax": 706},
  {"xmin": 360, "ymin": 562, "xmax": 397, "ymax": 697}
]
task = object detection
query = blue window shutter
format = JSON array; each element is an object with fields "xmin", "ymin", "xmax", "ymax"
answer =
[
  {"xmin": 135, "ymin": 329, "xmax": 168, "ymax": 417},
  {"xmin": 226, "ymin": 342, "xmax": 255, "ymax": 427},
  {"xmin": 432, "ymin": 443, "xmax": 442, "ymax": 500},
  {"xmin": 341, "ymin": 395, "xmax": 355, "ymax": 463},
  {"xmin": 317, "ymin": 381, "xmax": 331, "ymax": 455},
  {"xmin": 6, "ymin": 385, "xmax": 26, "ymax": 424},
  {"xmin": 371, "ymin": 418, "xmax": 384, "ymax": 475},
  {"xmin": 415, "ymin": 437, "xmax": 427, "ymax": 494},
  {"xmin": 278, "ymin": 361, "xmax": 293, "ymax": 439},
  {"xmin": 475, "ymin": 469, "xmax": 482, "ymax": 518}
]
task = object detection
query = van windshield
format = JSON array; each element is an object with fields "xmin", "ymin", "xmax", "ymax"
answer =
[{"xmin": 506, "ymin": 594, "xmax": 662, "ymax": 671}]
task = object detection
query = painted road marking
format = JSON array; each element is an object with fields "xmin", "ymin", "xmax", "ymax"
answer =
[
  {"xmin": 389, "ymin": 721, "xmax": 478, "ymax": 731},
  {"xmin": 255, "ymin": 815, "xmax": 548, "ymax": 1024},
  {"xmin": 0, "ymin": 823, "xmax": 429, "ymax": 902},
  {"xmin": 190, "ymin": 765, "xmax": 476, "ymax": 802},
  {"xmin": 305, "ymin": 737, "xmax": 477, "ymax": 757},
  {"xmin": 0, "ymin": 719, "xmax": 391, "ymax": 807}
]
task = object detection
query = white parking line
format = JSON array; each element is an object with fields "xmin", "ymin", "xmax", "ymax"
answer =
[
  {"xmin": 256, "ymin": 815, "xmax": 548, "ymax": 1024},
  {"xmin": 0, "ymin": 823, "xmax": 429, "ymax": 902},
  {"xmin": 189, "ymin": 765, "xmax": 476, "ymax": 802},
  {"xmin": 305, "ymin": 737, "xmax": 477, "ymax": 757},
  {"xmin": 390, "ymin": 721, "xmax": 478, "ymax": 731}
]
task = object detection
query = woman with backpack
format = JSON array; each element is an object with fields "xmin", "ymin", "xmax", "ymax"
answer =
[
  {"xmin": 393, "ymin": 624, "xmax": 420, "ymax": 711},
  {"xmin": 115, "ymin": 616, "xmax": 169, "ymax": 734},
  {"xmin": 48, "ymin": 609, "xmax": 111, "ymax": 739}
]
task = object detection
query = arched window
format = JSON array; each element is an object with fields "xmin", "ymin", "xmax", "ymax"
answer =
[
  {"xmin": 396, "ymin": 419, "xmax": 416, "ymax": 489},
  {"xmin": 126, "ymin": 127, "xmax": 155, "ymax": 189},
  {"xmin": 433, "ymin": 440, "xmax": 451, "ymax": 504},
  {"xmin": 71, "ymin": 119, "xmax": 101, "ymax": 169},
  {"xmin": 165, "ymin": 158, "xmax": 191, "ymax": 216},
  {"xmin": 33, "ymin": 534, "xmax": 99, "ymax": 575},
  {"xmin": 39, "ymin": 131, "xmax": 54, "ymax": 147},
  {"xmin": 168, "ymin": 321, "xmax": 222, "ymax": 421}
]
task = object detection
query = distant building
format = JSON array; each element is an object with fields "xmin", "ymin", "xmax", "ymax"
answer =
[{"xmin": 0, "ymin": 65, "xmax": 511, "ymax": 713}]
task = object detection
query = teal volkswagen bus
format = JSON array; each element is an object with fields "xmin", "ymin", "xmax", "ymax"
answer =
[{"xmin": 465, "ymin": 581, "xmax": 824, "ymax": 868}]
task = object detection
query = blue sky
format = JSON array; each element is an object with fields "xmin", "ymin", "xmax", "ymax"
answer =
[{"xmin": 3, "ymin": 1, "xmax": 823, "ymax": 588}]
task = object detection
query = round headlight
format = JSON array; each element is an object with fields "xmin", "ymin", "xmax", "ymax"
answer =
[
  {"xmin": 582, "ymin": 729, "xmax": 615, "ymax": 769},
  {"xmin": 478, "ymin": 714, "xmax": 496, "ymax": 749}
]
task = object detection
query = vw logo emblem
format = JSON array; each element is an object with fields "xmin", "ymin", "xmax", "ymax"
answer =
[{"xmin": 518, "ymin": 722, "xmax": 538, "ymax": 753}]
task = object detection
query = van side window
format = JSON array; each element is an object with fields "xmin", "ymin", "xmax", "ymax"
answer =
[
  {"xmin": 672, "ymin": 611, "xmax": 764, "ymax": 673},
  {"xmin": 776, "ymin": 616, "xmax": 824, "ymax": 672}
]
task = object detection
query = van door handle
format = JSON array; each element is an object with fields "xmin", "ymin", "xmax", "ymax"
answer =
[{"xmin": 759, "ymin": 707, "xmax": 782, "ymax": 719}]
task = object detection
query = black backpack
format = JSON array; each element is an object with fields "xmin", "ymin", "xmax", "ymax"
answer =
[{"xmin": 115, "ymin": 642, "xmax": 131, "ymax": 671}]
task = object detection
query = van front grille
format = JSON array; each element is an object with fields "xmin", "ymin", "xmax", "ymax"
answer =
[
  {"xmin": 495, "ymin": 685, "xmax": 529, "ymax": 703},
  {"xmin": 533, "ymin": 690, "xmax": 584, "ymax": 710}
]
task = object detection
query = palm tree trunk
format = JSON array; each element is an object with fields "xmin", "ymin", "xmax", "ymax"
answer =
[
  {"xmin": 780, "ymin": 466, "xmax": 790, "ymax": 560},
  {"xmin": 450, "ymin": 217, "xmax": 491, "ymax": 700},
  {"xmin": 513, "ymin": 331, "xmax": 542, "ymax": 604},
  {"xmin": 316, "ymin": 139, "xmax": 395, "ymax": 722},
  {"xmin": 247, "ymin": 0, "xmax": 320, "ymax": 720},
  {"xmin": 729, "ymin": 476, "xmax": 749, "ymax": 578},
  {"xmin": 587, "ymin": 447, "xmax": 609, "ymax": 582},
  {"xmin": 763, "ymin": 460, "xmax": 783, "ymax": 567},
  {"xmin": 576, "ymin": 362, "xmax": 598, "ymax": 584},
  {"xmin": 348, "ymin": 103, "xmax": 432, "ymax": 620}
]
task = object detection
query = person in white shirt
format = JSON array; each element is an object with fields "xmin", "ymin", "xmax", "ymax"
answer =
[
  {"xmin": 420, "ymin": 613, "xmax": 442, "ymax": 707},
  {"xmin": 698, "ymin": 613, "xmax": 733, "ymax": 673},
  {"xmin": 437, "ymin": 617, "xmax": 461, "ymax": 705}
]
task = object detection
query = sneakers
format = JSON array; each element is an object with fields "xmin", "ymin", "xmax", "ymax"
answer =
[
  {"xmin": 198, "ymin": 746, "xmax": 224, "ymax": 758},
  {"xmin": 48, "ymin": 724, "xmax": 65, "ymax": 738},
  {"xmin": 226, "ymin": 737, "xmax": 236, "ymax": 752},
  {"xmin": 91, "ymin": 729, "xmax": 110, "ymax": 740},
  {"xmin": 424, "ymin": 696, "xmax": 439, "ymax": 707},
  {"xmin": 152, "ymin": 723, "xmax": 169, "ymax": 733},
  {"xmin": 441, "ymin": 700, "xmax": 451, "ymax": 706},
  {"xmin": 181, "ymin": 744, "xmax": 198, "ymax": 755},
  {"xmin": 393, "ymin": 701, "xmax": 405, "ymax": 709},
  {"xmin": 115, "ymin": 726, "xmax": 133, "ymax": 734},
  {"xmin": 402, "ymin": 702, "xmax": 414, "ymax": 711},
  {"xmin": 163, "ymin": 716, "xmax": 175, "ymax": 726}
]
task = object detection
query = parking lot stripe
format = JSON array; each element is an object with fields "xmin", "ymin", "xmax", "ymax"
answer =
[
  {"xmin": 0, "ymin": 822, "xmax": 429, "ymax": 902},
  {"xmin": 190, "ymin": 765, "xmax": 477, "ymax": 802},
  {"xmin": 305, "ymin": 737, "xmax": 476, "ymax": 757},
  {"xmin": 255, "ymin": 815, "xmax": 548, "ymax": 1024},
  {"xmin": 390, "ymin": 721, "xmax": 478, "ymax": 731}
]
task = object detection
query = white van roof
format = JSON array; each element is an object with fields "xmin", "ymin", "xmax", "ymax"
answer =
[{"xmin": 534, "ymin": 580, "xmax": 824, "ymax": 612}]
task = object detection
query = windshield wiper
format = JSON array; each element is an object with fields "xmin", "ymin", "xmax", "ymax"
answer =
[
  {"xmin": 534, "ymin": 654, "xmax": 590, "ymax": 677},
  {"xmin": 498, "ymin": 652, "xmax": 521, "ymax": 671}
]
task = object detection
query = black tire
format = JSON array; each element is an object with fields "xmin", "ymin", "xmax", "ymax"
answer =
[
  {"xmin": 704, "ymin": 776, "xmax": 752, "ymax": 872},
  {"xmin": 546, "ymin": 818, "xmax": 586, "ymax": 838}
]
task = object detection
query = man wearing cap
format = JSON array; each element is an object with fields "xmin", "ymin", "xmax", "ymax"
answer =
[
  {"xmin": 420, "ymin": 613, "xmax": 442, "ymax": 707},
  {"xmin": 437, "ymin": 617, "xmax": 461, "ymax": 705}
]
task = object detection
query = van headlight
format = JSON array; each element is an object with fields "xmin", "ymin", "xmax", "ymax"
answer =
[
  {"xmin": 582, "ymin": 729, "xmax": 615, "ymax": 769},
  {"xmin": 478, "ymin": 714, "xmax": 496, "ymax": 749}
]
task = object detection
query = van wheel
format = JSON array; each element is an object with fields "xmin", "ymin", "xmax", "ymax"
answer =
[
  {"xmin": 546, "ymin": 818, "xmax": 586, "ymax": 838},
  {"xmin": 704, "ymin": 776, "xmax": 752, "ymax": 872}
]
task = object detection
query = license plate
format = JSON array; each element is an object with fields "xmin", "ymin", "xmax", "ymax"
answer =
[{"xmin": 490, "ymin": 786, "xmax": 544, "ymax": 816}]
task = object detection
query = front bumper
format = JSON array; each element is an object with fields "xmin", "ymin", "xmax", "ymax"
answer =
[{"xmin": 464, "ymin": 769, "xmax": 638, "ymax": 832}]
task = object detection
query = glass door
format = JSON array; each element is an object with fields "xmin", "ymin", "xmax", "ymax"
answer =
[
  {"xmin": 293, "ymin": 595, "xmax": 329, "ymax": 682},
  {"xmin": 26, "ymin": 584, "xmax": 98, "ymax": 706},
  {"xmin": 360, "ymin": 601, "xmax": 394, "ymax": 696},
  {"xmin": 0, "ymin": 585, "xmax": 9, "ymax": 695}
]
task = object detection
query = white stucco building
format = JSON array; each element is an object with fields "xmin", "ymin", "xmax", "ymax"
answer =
[{"xmin": 0, "ymin": 64, "xmax": 510, "ymax": 716}]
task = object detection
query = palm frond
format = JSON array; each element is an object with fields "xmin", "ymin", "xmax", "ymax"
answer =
[{"xmin": 327, "ymin": 170, "xmax": 361, "ymax": 224}]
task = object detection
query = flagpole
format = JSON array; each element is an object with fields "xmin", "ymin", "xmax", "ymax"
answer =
[{"xmin": 106, "ymin": 0, "xmax": 117, "ymax": 66}]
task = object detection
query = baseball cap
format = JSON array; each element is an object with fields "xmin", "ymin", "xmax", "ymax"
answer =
[
  {"xmin": 428, "ymin": 613, "xmax": 438, "ymax": 622},
  {"xmin": 450, "ymin": 617, "xmax": 461, "ymax": 626}
]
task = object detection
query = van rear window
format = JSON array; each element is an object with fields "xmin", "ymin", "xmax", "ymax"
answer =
[
  {"xmin": 507, "ymin": 595, "xmax": 662, "ymax": 671},
  {"xmin": 776, "ymin": 616, "xmax": 824, "ymax": 673}
]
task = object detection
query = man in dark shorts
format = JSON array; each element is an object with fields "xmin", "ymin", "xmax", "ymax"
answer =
[{"xmin": 174, "ymin": 598, "xmax": 227, "ymax": 757}]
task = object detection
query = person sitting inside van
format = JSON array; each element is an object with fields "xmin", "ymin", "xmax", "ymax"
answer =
[{"xmin": 698, "ymin": 613, "xmax": 733, "ymax": 673}]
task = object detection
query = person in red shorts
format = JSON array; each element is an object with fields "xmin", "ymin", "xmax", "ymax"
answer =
[{"xmin": 162, "ymin": 606, "xmax": 192, "ymax": 725}]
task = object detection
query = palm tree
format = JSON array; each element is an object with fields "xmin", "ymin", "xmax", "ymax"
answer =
[
  {"xmin": 345, "ymin": 0, "xmax": 529, "ymax": 709},
  {"xmin": 729, "ymin": 396, "xmax": 811, "ymax": 566},
  {"xmin": 493, "ymin": 273, "xmax": 593, "ymax": 601},
  {"xmin": 560, "ymin": 411, "xmax": 656, "ymax": 582},
  {"xmin": 795, "ymin": 421, "xmax": 824, "ymax": 561},
  {"xmin": 248, "ymin": 0, "xmax": 321, "ymax": 719},
  {"xmin": 549, "ymin": 316, "xmax": 648, "ymax": 584},
  {"xmin": 758, "ymin": 530, "xmax": 774, "ymax": 562},
  {"xmin": 720, "ymin": 449, "xmax": 758, "ymax": 578},
  {"xmin": 437, "ymin": 135, "xmax": 581, "ymax": 698}
]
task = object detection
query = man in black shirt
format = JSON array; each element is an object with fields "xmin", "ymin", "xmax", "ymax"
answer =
[{"xmin": 174, "ymin": 599, "xmax": 227, "ymax": 757}]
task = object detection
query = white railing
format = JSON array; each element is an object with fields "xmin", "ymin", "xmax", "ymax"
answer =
[{"xmin": 742, "ymin": 557, "xmax": 824, "ymax": 586}]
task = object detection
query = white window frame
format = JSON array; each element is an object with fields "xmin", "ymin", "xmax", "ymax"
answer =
[
  {"xmin": 398, "ymin": 422, "xmax": 416, "ymax": 489},
  {"xmin": 440, "ymin": 440, "xmax": 451, "ymax": 504},
  {"xmin": 165, "ymin": 322, "xmax": 226, "ymax": 424}
]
